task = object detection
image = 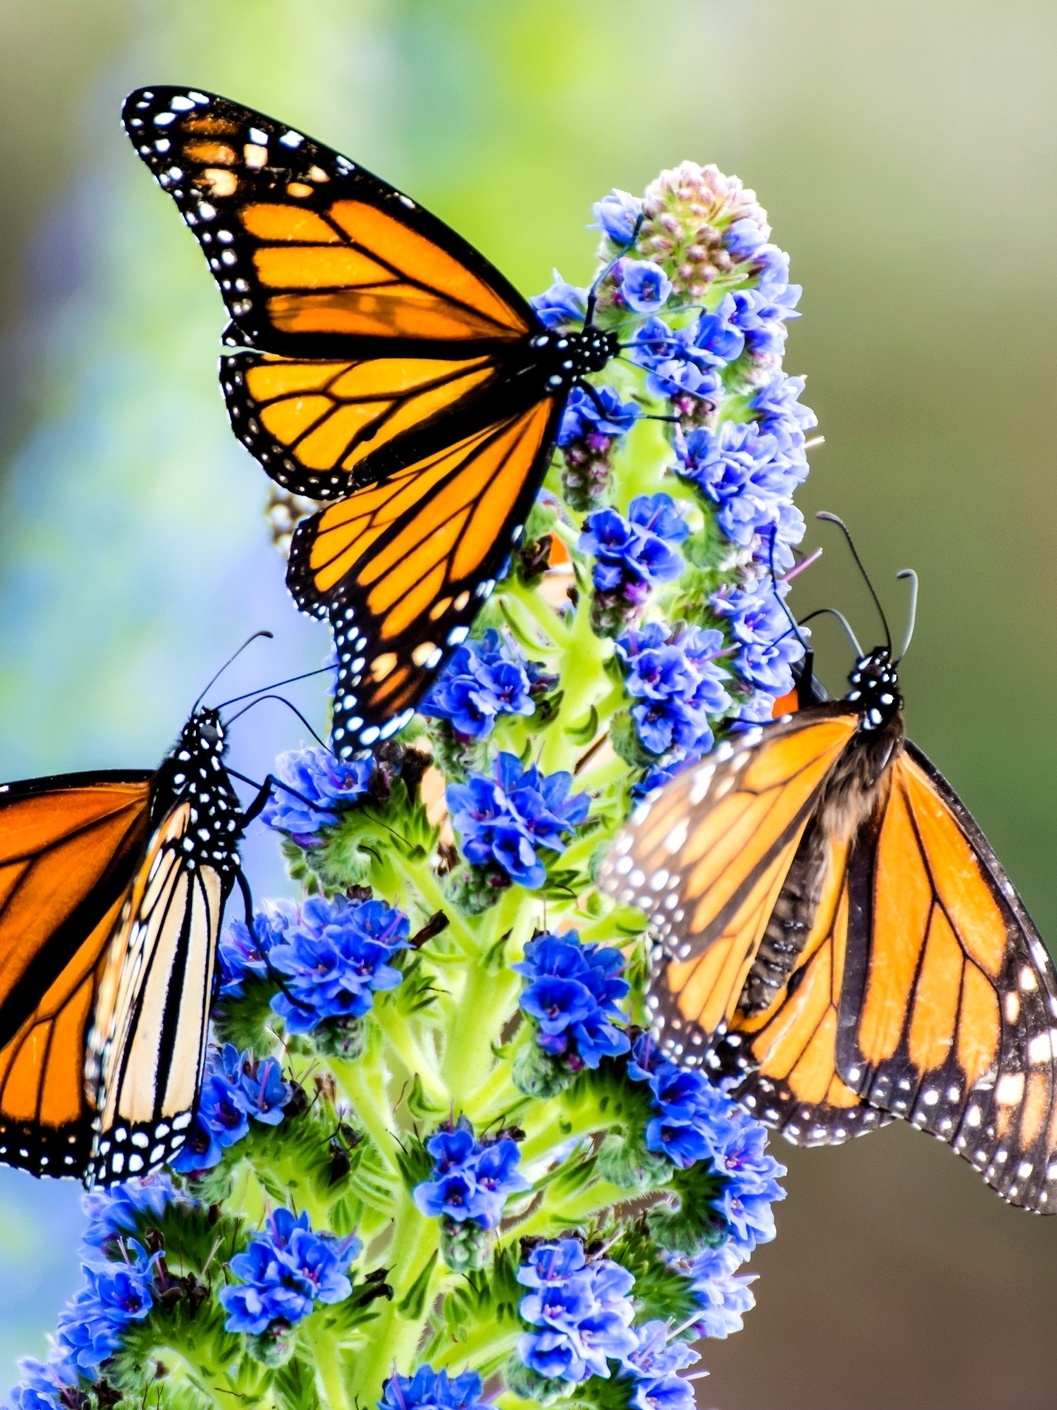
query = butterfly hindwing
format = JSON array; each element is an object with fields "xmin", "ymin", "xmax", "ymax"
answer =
[
  {"xmin": 289, "ymin": 398, "xmax": 560, "ymax": 753},
  {"xmin": 86, "ymin": 790, "xmax": 235, "ymax": 1184},
  {"xmin": 0, "ymin": 774, "xmax": 153, "ymax": 1178},
  {"xmin": 220, "ymin": 346, "xmax": 512, "ymax": 499},
  {"xmin": 834, "ymin": 744, "xmax": 1057, "ymax": 1211}
]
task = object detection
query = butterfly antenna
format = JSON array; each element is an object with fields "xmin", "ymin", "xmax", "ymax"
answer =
[
  {"xmin": 798, "ymin": 607, "xmax": 864, "ymax": 658},
  {"xmin": 216, "ymin": 663, "xmax": 336, "ymax": 711},
  {"xmin": 766, "ymin": 527, "xmax": 811, "ymax": 655},
  {"xmin": 225, "ymin": 693, "xmax": 330, "ymax": 752},
  {"xmin": 191, "ymin": 630, "xmax": 273, "ymax": 713},
  {"xmin": 816, "ymin": 512, "xmax": 891, "ymax": 654},
  {"xmin": 894, "ymin": 568, "xmax": 918, "ymax": 664},
  {"xmin": 584, "ymin": 214, "xmax": 645, "ymax": 328}
]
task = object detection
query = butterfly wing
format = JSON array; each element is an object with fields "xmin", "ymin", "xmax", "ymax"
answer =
[
  {"xmin": 289, "ymin": 398, "xmax": 560, "ymax": 753},
  {"xmin": 123, "ymin": 87, "xmax": 538, "ymax": 497},
  {"xmin": 710, "ymin": 831, "xmax": 890, "ymax": 1144},
  {"xmin": 0, "ymin": 773, "xmax": 153, "ymax": 1178},
  {"xmin": 834, "ymin": 743, "xmax": 1057, "ymax": 1212},
  {"xmin": 599, "ymin": 709, "xmax": 859, "ymax": 1060},
  {"xmin": 86, "ymin": 789, "xmax": 237, "ymax": 1185}
]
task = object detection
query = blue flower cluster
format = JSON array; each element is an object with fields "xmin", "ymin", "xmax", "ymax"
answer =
[
  {"xmin": 579, "ymin": 493, "xmax": 688, "ymax": 617},
  {"xmin": 52, "ymin": 1240, "xmax": 157, "ymax": 1383},
  {"xmin": 261, "ymin": 746, "xmax": 373, "ymax": 844},
  {"xmin": 514, "ymin": 931, "xmax": 630, "ymax": 1071},
  {"xmin": 675, "ymin": 417, "xmax": 807, "ymax": 566},
  {"xmin": 269, "ymin": 895, "xmax": 409, "ymax": 1034},
  {"xmin": 379, "ymin": 1367, "xmax": 488, "ymax": 1410},
  {"xmin": 169, "ymin": 1044, "xmax": 291, "ymax": 1175},
  {"xmin": 421, "ymin": 629, "xmax": 539, "ymax": 739},
  {"xmin": 412, "ymin": 1119, "xmax": 527, "ymax": 1229},
  {"xmin": 516, "ymin": 1239, "xmax": 638, "ymax": 1383},
  {"xmin": 218, "ymin": 894, "xmax": 410, "ymax": 1035},
  {"xmin": 623, "ymin": 1320, "xmax": 699, "ymax": 1410},
  {"xmin": 629, "ymin": 1037, "xmax": 785, "ymax": 1257},
  {"xmin": 616, "ymin": 622, "xmax": 731, "ymax": 758},
  {"xmin": 448, "ymin": 752, "xmax": 589, "ymax": 889},
  {"xmin": 220, "ymin": 1208, "xmax": 359, "ymax": 1334},
  {"xmin": 530, "ymin": 272, "xmax": 587, "ymax": 329}
]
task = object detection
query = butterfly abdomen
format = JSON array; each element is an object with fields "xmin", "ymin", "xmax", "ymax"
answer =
[{"xmin": 742, "ymin": 815, "xmax": 832, "ymax": 1016}]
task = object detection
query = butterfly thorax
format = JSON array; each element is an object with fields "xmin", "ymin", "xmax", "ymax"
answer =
[
  {"xmin": 526, "ymin": 328, "xmax": 618, "ymax": 391},
  {"xmin": 846, "ymin": 647, "xmax": 902, "ymax": 734},
  {"xmin": 150, "ymin": 708, "xmax": 243, "ymax": 877}
]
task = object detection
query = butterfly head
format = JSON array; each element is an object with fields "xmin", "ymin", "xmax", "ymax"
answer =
[{"xmin": 846, "ymin": 648, "xmax": 902, "ymax": 733}]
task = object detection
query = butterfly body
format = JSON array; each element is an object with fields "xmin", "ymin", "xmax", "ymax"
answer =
[
  {"xmin": 602, "ymin": 648, "xmax": 1057, "ymax": 1212},
  {"xmin": 124, "ymin": 87, "xmax": 620, "ymax": 751},
  {"xmin": 0, "ymin": 707, "xmax": 249, "ymax": 1185}
]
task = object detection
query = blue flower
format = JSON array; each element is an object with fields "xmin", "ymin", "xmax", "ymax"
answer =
[
  {"xmin": 687, "ymin": 1245, "xmax": 756, "ymax": 1338},
  {"xmin": 448, "ymin": 754, "xmax": 588, "ymax": 889},
  {"xmin": 558, "ymin": 385, "xmax": 640, "ymax": 447},
  {"xmin": 616, "ymin": 623, "xmax": 731, "ymax": 757},
  {"xmin": 81, "ymin": 1173, "xmax": 179, "ymax": 1255},
  {"xmin": 579, "ymin": 496, "xmax": 687, "ymax": 606},
  {"xmin": 515, "ymin": 931, "xmax": 630, "ymax": 1070},
  {"xmin": 687, "ymin": 296, "xmax": 746, "ymax": 367},
  {"xmin": 709, "ymin": 1112, "xmax": 786, "ymax": 1257},
  {"xmin": 623, "ymin": 1321, "xmax": 700, "ymax": 1410},
  {"xmin": 728, "ymin": 278, "xmax": 801, "ymax": 358},
  {"xmin": 710, "ymin": 581, "xmax": 805, "ymax": 695},
  {"xmin": 261, "ymin": 747, "xmax": 373, "ymax": 843},
  {"xmin": 620, "ymin": 259, "xmax": 672, "ymax": 313},
  {"xmin": 217, "ymin": 910, "xmax": 276, "ymax": 999},
  {"xmin": 379, "ymin": 1367, "xmax": 488, "ymax": 1410},
  {"xmin": 8, "ymin": 1360, "xmax": 63, "ymax": 1410},
  {"xmin": 723, "ymin": 216, "xmax": 767, "ymax": 259},
  {"xmin": 531, "ymin": 272, "xmax": 588, "ymax": 329},
  {"xmin": 422, "ymin": 629, "xmax": 539, "ymax": 738},
  {"xmin": 53, "ymin": 1241, "xmax": 157, "ymax": 1380},
  {"xmin": 268, "ymin": 895, "xmax": 409, "ymax": 1034},
  {"xmin": 516, "ymin": 1239, "xmax": 638, "ymax": 1383},
  {"xmin": 592, "ymin": 189, "xmax": 643, "ymax": 245},
  {"xmin": 220, "ymin": 1208, "xmax": 359, "ymax": 1335},
  {"xmin": 413, "ymin": 1119, "xmax": 527, "ymax": 1229},
  {"xmin": 628, "ymin": 1036, "xmax": 740, "ymax": 1170},
  {"xmin": 169, "ymin": 1046, "xmax": 293, "ymax": 1175},
  {"xmin": 750, "ymin": 370, "xmax": 817, "ymax": 450}
]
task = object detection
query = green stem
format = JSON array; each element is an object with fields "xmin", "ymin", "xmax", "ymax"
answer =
[
  {"xmin": 511, "ymin": 1177, "xmax": 629, "ymax": 1241},
  {"xmin": 374, "ymin": 1006, "xmax": 448, "ymax": 1107},
  {"xmin": 504, "ymin": 580, "xmax": 571, "ymax": 650},
  {"xmin": 335, "ymin": 1054, "xmax": 398, "ymax": 1171},
  {"xmin": 392, "ymin": 852, "xmax": 480, "ymax": 957},
  {"xmin": 539, "ymin": 593, "xmax": 609, "ymax": 773},
  {"xmin": 430, "ymin": 1319, "xmax": 521, "ymax": 1373}
]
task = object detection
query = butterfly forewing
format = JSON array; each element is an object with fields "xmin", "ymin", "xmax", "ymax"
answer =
[
  {"xmin": 835, "ymin": 745, "xmax": 1057, "ymax": 1212},
  {"xmin": 122, "ymin": 87, "xmax": 532, "ymax": 357},
  {"xmin": 599, "ymin": 710, "xmax": 859, "ymax": 1059}
]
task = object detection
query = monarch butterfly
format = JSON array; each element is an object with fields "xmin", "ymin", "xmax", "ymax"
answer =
[
  {"xmin": 122, "ymin": 87, "xmax": 618, "ymax": 756},
  {"xmin": 0, "ymin": 702, "xmax": 273, "ymax": 1187},
  {"xmin": 600, "ymin": 522, "xmax": 1057, "ymax": 1213}
]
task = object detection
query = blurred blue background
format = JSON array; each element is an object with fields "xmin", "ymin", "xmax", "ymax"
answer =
[{"xmin": 0, "ymin": 3, "xmax": 1055, "ymax": 1406}]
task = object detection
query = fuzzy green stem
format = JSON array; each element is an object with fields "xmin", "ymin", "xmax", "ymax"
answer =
[
  {"xmin": 374, "ymin": 1006, "xmax": 448, "ymax": 1107},
  {"xmin": 391, "ymin": 852, "xmax": 480, "ymax": 957},
  {"xmin": 334, "ymin": 1054, "xmax": 398, "ymax": 1171}
]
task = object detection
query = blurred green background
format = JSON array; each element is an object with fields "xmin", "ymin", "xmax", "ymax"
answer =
[{"xmin": 0, "ymin": 1, "xmax": 1055, "ymax": 1406}]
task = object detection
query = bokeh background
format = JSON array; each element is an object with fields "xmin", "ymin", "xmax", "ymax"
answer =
[{"xmin": 0, "ymin": 2, "xmax": 1055, "ymax": 1406}]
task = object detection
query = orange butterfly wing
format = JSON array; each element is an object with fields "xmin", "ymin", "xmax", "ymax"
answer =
[
  {"xmin": 834, "ymin": 744, "xmax": 1057, "ymax": 1212},
  {"xmin": 123, "ymin": 87, "xmax": 537, "ymax": 499},
  {"xmin": 599, "ymin": 709, "xmax": 859, "ymax": 1058},
  {"xmin": 711, "ymin": 833, "xmax": 890, "ymax": 1144},
  {"xmin": 0, "ymin": 774, "xmax": 152, "ymax": 1177},
  {"xmin": 289, "ymin": 400, "xmax": 559, "ymax": 753}
]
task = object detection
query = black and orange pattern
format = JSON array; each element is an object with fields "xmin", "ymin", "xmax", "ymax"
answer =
[
  {"xmin": 602, "ymin": 654, "xmax": 1057, "ymax": 1212},
  {"xmin": 0, "ymin": 710, "xmax": 248, "ymax": 1186},
  {"xmin": 123, "ymin": 87, "xmax": 616, "ymax": 752}
]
